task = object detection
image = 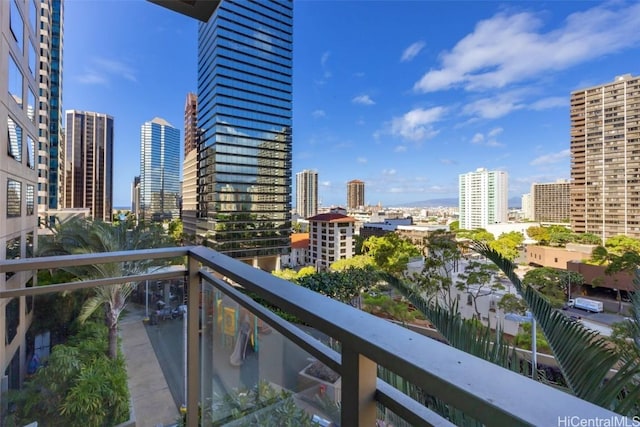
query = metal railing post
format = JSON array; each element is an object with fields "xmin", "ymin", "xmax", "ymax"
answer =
[
  {"xmin": 186, "ymin": 254, "xmax": 200, "ymax": 427},
  {"xmin": 341, "ymin": 346, "xmax": 377, "ymax": 427}
]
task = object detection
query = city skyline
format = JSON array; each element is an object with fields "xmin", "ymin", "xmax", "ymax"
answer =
[{"xmin": 61, "ymin": 1, "xmax": 640, "ymax": 207}]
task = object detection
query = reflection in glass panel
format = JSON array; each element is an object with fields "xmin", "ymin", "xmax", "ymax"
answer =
[
  {"xmin": 7, "ymin": 117, "xmax": 23, "ymax": 162},
  {"xmin": 7, "ymin": 179, "xmax": 21, "ymax": 217},
  {"xmin": 8, "ymin": 55, "xmax": 23, "ymax": 107},
  {"xmin": 26, "ymin": 184, "xmax": 34, "ymax": 215},
  {"xmin": 29, "ymin": 40, "xmax": 37, "ymax": 77},
  {"xmin": 5, "ymin": 236, "xmax": 21, "ymax": 280},
  {"xmin": 10, "ymin": 0, "xmax": 23, "ymax": 52},
  {"xmin": 30, "ymin": 0, "xmax": 37, "ymax": 36},
  {"xmin": 26, "ymin": 232, "xmax": 34, "ymax": 258},
  {"xmin": 27, "ymin": 89, "xmax": 36, "ymax": 122},
  {"xmin": 26, "ymin": 278, "xmax": 34, "ymax": 314},
  {"xmin": 6, "ymin": 298, "xmax": 20, "ymax": 343},
  {"xmin": 27, "ymin": 135, "xmax": 35, "ymax": 168}
]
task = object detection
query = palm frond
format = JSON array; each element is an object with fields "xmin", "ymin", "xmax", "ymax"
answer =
[{"xmin": 470, "ymin": 241, "xmax": 640, "ymax": 414}]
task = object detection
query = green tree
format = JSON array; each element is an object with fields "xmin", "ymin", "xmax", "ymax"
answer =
[
  {"xmin": 362, "ymin": 294, "xmax": 418, "ymax": 326},
  {"xmin": 522, "ymin": 267, "xmax": 583, "ymax": 307},
  {"xmin": 329, "ymin": 254, "xmax": 375, "ymax": 271},
  {"xmin": 498, "ymin": 293, "xmax": 527, "ymax": 315},
  {"xmin": 488, "ymin": 231, "xmax": 523, "ymax": 261},
  {"xmin": 167, "ymin": 218, "xmax": 184, "ymax": 243},
  {"xmin": 38, "ymin": 217, "xmax": 174, "ymax": 359},
  {"xmin": 272, "ymin": 268, "xmax": 298, "ymax": 281},
  {"xmin": 455, "ymin": 228, "xmax": 495, "ymax": 242},
  {"xmin": 361, "ymin": 233, "xmax": 420, "ymax": 276},
  {"xmin": 412, "ymin": 231, "xmax": 463, "ymax": 310},
  {"xmin": 604, "ymin": 235, "xmax": 640, "ymax": 256},
  {"xmin": 526, "ymin": 226, "xmax": 550, "ymax": 244},
  {"xmin": 455, "ymin": 260, "xmax": 501, "ymax": 319},
  {"xmin": 513, "ymin": 322, "xmax": 551, "ymax": 353}
]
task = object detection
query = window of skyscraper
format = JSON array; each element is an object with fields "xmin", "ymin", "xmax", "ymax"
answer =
[
  {"xmin": 8, "ymin": 54, "xmax": 23, "ymax": 108},
  {"xmin": 28, "ymin": 40, "xmax": 37, "ymax": 77},
  {"xmin": 27, "ymin": 89, "xmax": 36, "ymax": 123},
  {"xmin": 30, "ymin": 0, "xmax": 37, "ymax": 35},
  {"xmin": 10, "ymin": 0, "xmax": 23, "ymax": 52},
  {"xmin": 7, "ymin": 179, "xmax": 22, "ymax": 217},
  {"xmin": 27, "ymin": 136, "xmax": 34, "ymax": 169},
  {"xmin": 26, "ymin": 184, "xmax": 34, "ymax": 215},
  {"xmin": 7, "ymin": 117, "xmax": 23, "ymax": 163}
]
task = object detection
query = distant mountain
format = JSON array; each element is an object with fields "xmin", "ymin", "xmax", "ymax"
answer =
[{"xmin": 391, "ymin": 196, "xmax": 522, "ymax": 209}]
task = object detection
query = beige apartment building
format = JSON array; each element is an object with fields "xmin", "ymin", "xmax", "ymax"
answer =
[
  {"xmin": 308, "ymin": 213, "xmax": 356, "ymax": 270},
  {"xmin": 347, "ymin": 179, "xmax": 365, "ymax": 209},
  {"xmin": 570, "ymin": 74, "xmax": 640, "ymax": 240},
  {"xmin": 182, "ymin": 93, "xmax": 198, "ymax": 235},
  {"xmin": 532, "ymin": 180, "xmax": 570, "ymax": 223}
]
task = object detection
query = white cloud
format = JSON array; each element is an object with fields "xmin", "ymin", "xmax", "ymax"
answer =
[
  {"xmin": 390, "ymin": 106, "xmax": 446, "ymax": 142},
  {"xmin": 488, "ymin": 127, "xmax": 503, "ymax": 137},
  {"xmin": 401, "ymin": 41, "xmax": 426, "ymax": 62},
  {"xmin": 321, "ymin": 181, "xmax": 331, "ymax": 187},
  {"xmin": 440, "ymin": 159, "xmax": 457, "ymax": 165},
  {"xmin": 383, "ymin": 169, "xmax": 397, "ymax": 176},
  {"xmin": 357, "ymin": 157, "xmax": 367, "ymax": 164},
  {"xmin": 352, "ymin": 95, "xmax": 375, "ymax": 105},
  {"xmin": 530, "ymin": 149, "xmax": 570, "ymax": 165},
  {"xmin": 77, "ymin": 57, "xmax": 136, "ymax": 85},
  {"xmin": 463, "ymin": 91, "xmax": 525, "ymax": 119},
  {"xmin": 321, "ymin": 51, "xmax": 331, "ymax": 67},
  {"xmin": 394, "ymin": 145, "xmax": 407, "ymax": 153},
  {"xmin": 471, "ymin": 133, "xmax": 484, "ymax": 144},
  {"xmin": 530, "ymin": 96, "xmax": 568, "ymax": 110},
  {"xmin": 312, "ymin": 109, "xmax": 326, "ymax": 118},
  {"xmin": 414, "ymin": 3, "xmax": 640, "ymax": 92}
]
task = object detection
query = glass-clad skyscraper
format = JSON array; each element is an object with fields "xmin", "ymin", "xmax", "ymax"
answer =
[
  {"xmin": 197, "ymin": 0, "xmax": 293, "ymax": 268},
  {"xmin": 140, "ymin": 117, "xmax": 181, "ymax": 222}
]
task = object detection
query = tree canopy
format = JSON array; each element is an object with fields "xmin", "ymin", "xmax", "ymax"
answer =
[
  {"xmin": 361, "ymin": 233, "xmax": 420, "ymax": 276},
  {"xmin": 522, "ymin": 267, "xmax": 583, "ymax": 307}
]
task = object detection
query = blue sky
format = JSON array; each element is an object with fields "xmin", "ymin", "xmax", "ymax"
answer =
[{"xmin": 63, "ymin": 1, "xmax": 640, "ymax": 208}]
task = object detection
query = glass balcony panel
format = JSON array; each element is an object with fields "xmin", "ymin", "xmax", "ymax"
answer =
[{"xmin": 199, "ymin": 280, "xmax": 342, "ymax": 426}]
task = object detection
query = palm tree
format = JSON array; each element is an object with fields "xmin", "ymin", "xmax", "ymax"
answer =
[{"xmin": 39, "ymin": 217, "xmax": 175, "ymax": 359}]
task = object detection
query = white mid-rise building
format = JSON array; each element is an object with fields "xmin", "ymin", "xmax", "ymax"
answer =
[
  {"xmin": 521, "ymin": 193, "xmax": 532, "ymax": 220},
  {"xmin": 296, "ymin": 169, "xmax": 318, "ymax": 219},
  {"xmin": 459, "ymin": 168, "xmax": 508, "ymax": 230},
  {"xmin": 308, "ymin": 213, "xmax": 356, "ymax": 270}
]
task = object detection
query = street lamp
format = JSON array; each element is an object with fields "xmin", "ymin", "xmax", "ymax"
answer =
[{"xmin": 504, "ymin": 311, "xmax": 537, "ymax": 380}]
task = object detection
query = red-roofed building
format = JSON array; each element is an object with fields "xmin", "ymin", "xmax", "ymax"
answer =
[
  {"xmin": 308, "ymin": 213, "xmax": 356, "ymax": 270},
  {"xmin": 282, "ymin": 233, "xmax": 310, "ymax": 267}
]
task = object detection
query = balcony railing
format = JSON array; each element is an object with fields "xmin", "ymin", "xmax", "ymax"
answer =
[{"xmin": 0, "ymin": 245, "xmax": 626, "ymax": 426}]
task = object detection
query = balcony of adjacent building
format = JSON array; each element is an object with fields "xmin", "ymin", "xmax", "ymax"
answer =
[{"xmin": 0, "ymin": 246, "xmax": 630, "ymax": 426}]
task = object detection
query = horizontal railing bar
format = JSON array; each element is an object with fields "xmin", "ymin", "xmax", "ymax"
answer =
[
  {"xmin": 375, "ymin": 380, "xmax": 456, "ymax": 427},
  {"xmin": 0, "ymin": 270, "xmax": 186, "ymax": 299},
  {"xmin": 0, "ymin": 247, "xmax": 190, "ymax": 273},
  {"xmin": 199, "ymin": 269, "xmax": 342, "ymax": 374},
  {"xmin": 188, "ymin": 246, "xmax": 619, "ymax": 426}
]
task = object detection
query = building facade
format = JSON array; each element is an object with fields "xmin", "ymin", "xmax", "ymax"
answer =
[
  {"xmin": 139, "ymin": 117, "xmax": 180, "ymax": 222},
  {"xmin": 1, "ymin": 0, "xmax": 41, "ymax": 394},
  {"xmin": 521, "ymin": 193, "xmax": 532, "ymax": 220},
  {"xmin": 37, "ymin": 0, "xmax": 64, "ymax": 218},
  {"xmin": 459, "ymin": 168, "xmax": 508, "ymax": 230},
  {"xmin": 570, "ymin": 74, "xmax": 640, "ymax": 239},
  {"xmin": 308, "ymin": 213, "xmax": 356, "ymax": 270},
  {"xmin": 64, "ymin": 110, "xmax": 113, "ymax": 222},
  {"xmin": 197, "ymin": 0, "xmax": 293, "ymax": 270},
  {"xmin": 296, "ymin": 169, "xmax": 318, "ymax": 219},
  {"xmin": 182, "ymin": 93, "xmax": 198, "ymax": 235},
  {"xmin": 347, "ymin": 179, "xmax": 365, "ymax": 209},
  {"xmin": 532, "ymin": 180, "xmax": 570, "ymax": 223}
]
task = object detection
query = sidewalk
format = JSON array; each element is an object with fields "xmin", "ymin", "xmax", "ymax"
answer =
[{"xmin": 120, "ymin": 305, "xmax": 179, "ymax": 427}]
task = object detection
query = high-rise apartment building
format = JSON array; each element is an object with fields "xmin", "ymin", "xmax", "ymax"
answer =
[
  {"xmin": 2, "ymin": 0, "xmax": 41, "ymax": 392},
  {"xmin": 532, "ymin": 180, "xmax": 570, "ymax": 223},
  {"xmin": 139, "ymin": 117, "xmax": 180, "ymax": 222},
  {"xmin": 459, "ymin": 168, "xmax": 508, "ymax": 230},
  {"xmin": 64, "ymin": 110, "xmax": 113, "ymax": 222},
  {"xmin": 196, "ymin": 0, "xmax": 293, "ymax": 270},
  {"xmin": 347, "ymin": 179, "xmax": 365, "ymax": 209},
  {"xmin": 308, "ymin": 213, "xmax": 356, "ymax": 270},
  {"xmin": 182, "ymin": 93, "xmax": 198, "ymax": 235},
  {"xmin": 296, "ymin": 170, "xmax": 318, "ymax": 219},
  {"xmin": 36, "ymin": 0, "xmax": 64, "ymax": 217},
  {"xmin": 570, "ymin": 74, "xmax": 640, "ymax": 240}
]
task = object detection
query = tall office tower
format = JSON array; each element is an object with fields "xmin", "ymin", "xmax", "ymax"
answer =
[
  {"xmin": 296, "ymin": 169, "xmax": 318, "ymax": 219},
  {"xmin": 459, "ymin": 168, "xmax": 508, "ymax": 230},
  {"xmin": 347, "ymin": 179, "xmax": 365, "ymax": 209},
  {"xmin": 131, "ymin": 175, "xmax": 140, "ymax": 216},
  {"xmin": 521, "ymin": 193, "xmax": 533, "ymax": 220},
  {"xmin": 65, "ymin": 110, "xmax": 114, "ymax": 222},
  {"xmin": 182, "ymin": 93, "xmax": 198, "ymax": 235},
  {"xmin": 139, "ymin": 117, "xmax": 180, "ymax": 222},
  {"xmin": 197, "ymin": 0, "xmax": 293, "ymax": 270},
  {"xmin": 571, "ymin": 74, "xmax": 640, "ymax": 240},
  {"xmin": 532, "ymin": 180, "xmax": 570, "ymax": 223},
  {"xmin": 36, "ymin": 0, "xmax": 64, "ymax": 221},
  {"xmin": 2, "ymin": 0, "xmax": 40, "ymax": 393}
]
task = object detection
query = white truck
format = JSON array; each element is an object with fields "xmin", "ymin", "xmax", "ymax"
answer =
[{"xmin": 568, "ymin": 298, "xmax": 604, "ymax": 313}]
